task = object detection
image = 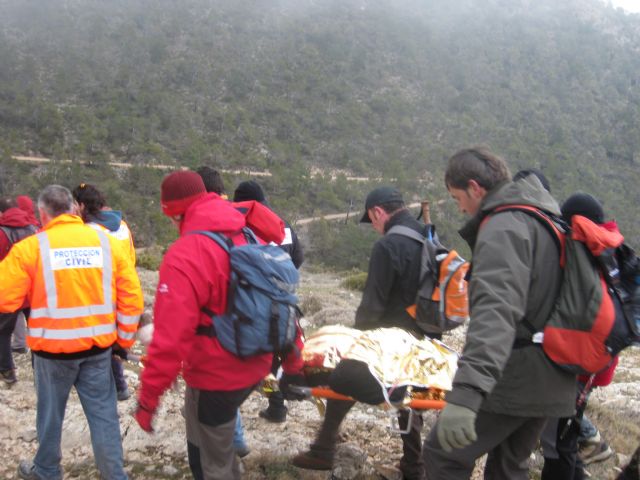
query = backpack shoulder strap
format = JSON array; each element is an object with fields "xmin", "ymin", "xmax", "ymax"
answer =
[
  {"xmin": 486, "ymin": 205, "xmax": 566, "ymax": 263},
  {"xmin": 241, "ymin": 227, "xmax": 260, "ymax": 245},
  {"xmin": 187, "ymin": 230, "xmax": 234, "ymax": 252},
  {"xmin": 186, "ymin": 230, "xmax": 236, "ymax": 339},
  {"xmin": 486, "ymin": 205, "xmax": 567, "ymax": 340},
  {"xmin": 387, "ymin": 225, "xmax": 426, "ymax": 244}
]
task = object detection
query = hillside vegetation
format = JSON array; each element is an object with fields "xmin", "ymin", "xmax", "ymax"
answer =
[{"xmin": 0, "ymin": 0, "xmax": 639, "ymax": 259}]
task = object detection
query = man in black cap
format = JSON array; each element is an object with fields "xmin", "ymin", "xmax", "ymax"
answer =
[
  {"xmin": 292, "ymin": 186, "xmax": 432, "ymax": 480},
  {"xmin": 232, "ymin": 180, "xmax": 304, "ymax": 425},
  {"xmin": 233, "ymin": 180, "xmax": 304, "ymax": 270}
]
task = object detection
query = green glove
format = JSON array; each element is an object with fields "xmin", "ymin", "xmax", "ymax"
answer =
[{"xmin": 437, "ymin": 403, "xmax": 478, "ymax": 452}]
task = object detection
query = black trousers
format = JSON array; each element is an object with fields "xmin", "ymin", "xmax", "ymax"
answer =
[{"xmin": 0, "ymin": 312, "xmax": 19, "ymax": 370}]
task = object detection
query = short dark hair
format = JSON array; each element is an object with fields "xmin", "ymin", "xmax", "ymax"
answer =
[
  {"xmin": 445, "ymin": 146, "xmax": 511, "ymax": 191},
  {"xmin": 72, "ymin": 183, "xmax": 106, "ymax": 220},
  {"xmin": 561, "ymin": 193, "xmax": 605, "ymax": 224},
  {"xmin": 233, "ymin": 180, "xmax": 266, "ymax": 203},
  {"xmin": 38, "ymin": 185, "xmax": 75, "ymax": 218},
  {"xmin": 0, "ymin": 196, "xmax": 16, "ymax": 213},
  {"xmin": 513, "ymin": 168, "xmax": 551, "ymax": 192},
  {"xmin": 196, "ymin": 166, "xmax": 225, "ymax": 195}
]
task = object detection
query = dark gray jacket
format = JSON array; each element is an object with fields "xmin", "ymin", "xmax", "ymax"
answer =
[{"xmin": 446, "ymin": 176, "xmax": 576, "ymax": 417}]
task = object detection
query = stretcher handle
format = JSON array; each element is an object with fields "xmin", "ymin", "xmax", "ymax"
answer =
[{"xmin": 291, "ymin": 386, "xmax": 446, "ymax": 410}]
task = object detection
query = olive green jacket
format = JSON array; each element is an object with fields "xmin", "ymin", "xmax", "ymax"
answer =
[{"xmin": 446, "ymin": 175, "xmax": 575, "ymax": 417}]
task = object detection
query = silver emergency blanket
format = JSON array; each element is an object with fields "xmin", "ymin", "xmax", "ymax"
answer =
[{"xmin": 302, "ymin": 325, "xmax": 458, "ymax": 391}]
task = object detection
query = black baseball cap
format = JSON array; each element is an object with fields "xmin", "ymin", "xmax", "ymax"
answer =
[{"xmin": 360, "ymin": 186, "xmax": 404, "ymax": 223}]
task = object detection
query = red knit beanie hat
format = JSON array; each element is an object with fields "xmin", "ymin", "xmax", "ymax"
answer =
[{"xmin": 160, "ymin": 171, "xmax": 206, "ymax": 216}]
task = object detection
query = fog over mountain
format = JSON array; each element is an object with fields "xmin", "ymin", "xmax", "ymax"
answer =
[{"xmin": 0, "ymin": 0, "xmax": 639, "ymax": 249}]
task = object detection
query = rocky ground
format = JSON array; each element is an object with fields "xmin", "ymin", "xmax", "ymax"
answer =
[{"xmin": 1, "ymin": 267, "xmax": 638, "ymax": 479}]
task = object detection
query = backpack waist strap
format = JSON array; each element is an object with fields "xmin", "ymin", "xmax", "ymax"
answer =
[
  {"xmin": 513, "ymin": 332, "xmax": 544, "ymax": 349},
  {"xmin": 196, "ymin": 307, "xmax": 217, "ymax": 337}
]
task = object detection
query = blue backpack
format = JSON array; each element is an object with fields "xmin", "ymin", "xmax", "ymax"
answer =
[{"xmin": 192, "ymin": 228, "xmax": 300, "ymax": 358}]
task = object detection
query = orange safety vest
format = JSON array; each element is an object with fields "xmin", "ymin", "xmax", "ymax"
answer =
[
  {"xmin": 88, "ymin": 219, "xmax": 137, "ymax": 266},
  {"xmin": 0, "ymin": 214, "xmax": 143, "ymax": 354}
]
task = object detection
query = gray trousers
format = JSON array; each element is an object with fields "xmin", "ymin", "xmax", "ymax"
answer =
[
  {"xmin": 423, "ymin": 410, "xmax": 548, "ymax": 480},
  {"xmin": 185, "ymin": 387, "xmax": 241, "ymax": 480}
]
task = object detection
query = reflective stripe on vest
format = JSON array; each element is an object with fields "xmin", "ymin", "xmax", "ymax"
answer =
[
  {"xmin": 117, "ymin": 312, "xmax": 139, "ymax": 325},
  {"xmin": 117, "ymin": 328, "xmax": 136, "ymax": 340},
  {"xmin": 30, "ymin": 230, "xmax": 115, "ymax": 320},
  {"xmin": 28, "ymin": 322, "xmax": 116, "ymax": 340}
]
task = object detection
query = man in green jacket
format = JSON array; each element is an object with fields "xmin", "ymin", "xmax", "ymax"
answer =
[{"xmin": 423, "ymin": 146, "xmax": 576, "ymax": 479}]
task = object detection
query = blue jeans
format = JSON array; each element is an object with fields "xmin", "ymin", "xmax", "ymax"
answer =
[
  {"xmin": 579, "ymin": 414, "xmax": 598, "ymax": 442},
  {"xmin": 233, "ymin": 410, "xmax": 247, "ymax": 450},
  {"xmin": 32, "ymin": 349, "xmax": 127, "ymax": 480}
]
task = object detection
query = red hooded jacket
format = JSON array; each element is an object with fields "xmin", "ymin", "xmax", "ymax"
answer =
[
  {"xmin": 16, "ymin": 195, "xmax": 40, "ymax": 227},
  {"xmin": 576, "ymin": 219, "xmax": 621, "ymax": 387},
  {"xmin": 0, "ymin": 207, "xmax": 37, "ymax": 261},
  {"xmin": 139, "ymin": 193, "xmax": 303, "ymax": 412}
]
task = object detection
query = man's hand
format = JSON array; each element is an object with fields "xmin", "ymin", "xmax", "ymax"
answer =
[
  {"xmin": 134, "ymin": 402, "xmax": 156, "ymax": 433},
  {"xmin": 278, "ymin": 373, "xmax": 307, "ymax": 400},
  {"xmin": 437, "ymin": 403, "xmax": 477, "ymax": 452}
]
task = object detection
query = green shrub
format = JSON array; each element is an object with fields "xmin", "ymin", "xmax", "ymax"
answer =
[
  {"xmin": 136, "ymin": 246, "xmax": 165, "ymax": 271},
  {"xmin": 299, "ymin": 294, "xmax": 323, "ymax": 316},
  {"xmin": 341, "ymin": 271, "xmax": 368, "ymax": 291}
]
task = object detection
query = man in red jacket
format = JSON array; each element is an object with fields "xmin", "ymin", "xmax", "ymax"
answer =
[
  {"xmin": 0, "ymin": 196, "xmax": 37, "ymax": 384},
  {"xmin": 134, "ymin": 171, "xmax": 305, "ymax": 480}
]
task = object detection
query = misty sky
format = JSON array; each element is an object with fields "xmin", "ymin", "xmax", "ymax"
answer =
[{"xmin": 608, "ymin": 0, "xmax": 640, "ymax": 12}]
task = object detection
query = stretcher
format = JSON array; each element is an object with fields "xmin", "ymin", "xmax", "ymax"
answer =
[
  {"xmin": 290, "ymin": 325, "xmax": 457, "ymax": 433},
  {"xmin": 289, "ymin": 385, "xmax": 446, "ymax": 410},
  {"xmin": 279, "ymin": 384, "xmax": 446, "ymax": 435}
]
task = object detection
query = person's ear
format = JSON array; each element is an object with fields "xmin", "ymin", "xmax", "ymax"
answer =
[
  {"xmin": 467, "ymin": 180, "xmax": 486, "ymax": 198},
  {"xmin": 370, "ymin": 206, "xmax": 382, "ymax": 222}
]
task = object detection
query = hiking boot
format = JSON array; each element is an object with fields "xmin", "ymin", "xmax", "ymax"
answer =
[
  {"xmin": 579, "ymin": 441, "xmax": 613, "ymax": 465},
  {"xmin": 258, "ymin": 406, "xmax": 287, "ymax": 423},
  {"xmin": 1, "ymin": 369, "xmax": 17, "ymax": 385},
  {"xmin": 117, "ymin": 387, "xmax": 131, "ymax": 402},
  {"xmin": 291, "ymin": 450, "xmax": 333, "ymax": 471},
  {"xmin": 18, "ymin": 460, "xmax": 41, "ymax": 480}
]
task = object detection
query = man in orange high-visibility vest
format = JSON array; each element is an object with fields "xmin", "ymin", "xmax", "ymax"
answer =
[{"xmin": 0, "ymin": 185, "xmax": 143, "ymax": 480}]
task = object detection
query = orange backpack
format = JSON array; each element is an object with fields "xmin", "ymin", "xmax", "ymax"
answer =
[
  {"xmin": 485, "ymin": 205, "xmax": 640, "ymax": 374},
  {"xmin": 388, "ymin": 225, "xmax": 470, "ymax": 335}
]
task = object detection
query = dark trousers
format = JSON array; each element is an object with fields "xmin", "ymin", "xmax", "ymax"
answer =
[
  {"xmin": 540, "ymin": 416, "xmax": 586, "ymax": 480},
  {"xmin": 424, "ymin": 410, "xmax": 547, "ymax": 480},
  {"xmin": 0, "ymin": 312, "xmax": 20, "ymax": 370},
  {"xmin": 311, "ymin": 399, "xmax": 425, "ymax": 480},
  {"xmin": 540, "ymin": 381, "xmax": 594, "ymax": 480},
  {"xmin": 267, "ymin": 355, "xmax": 286, "ymax": 412},
  {"xmin": 111, "ymin": 356, "xmax": 127, "ymax": 393}
]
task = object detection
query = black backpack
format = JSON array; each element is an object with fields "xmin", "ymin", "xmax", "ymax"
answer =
[{"xmin": 0, "ymin": 224, "xmax": 37, "ymax": 258}]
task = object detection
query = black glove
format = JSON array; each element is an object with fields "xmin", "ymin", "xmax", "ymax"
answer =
[
  {"xmin": 278, "ymin": 373, "xmax": 307, "ymax": 401},
  {"xmin": 111, "ymin": 343, "xmax": 128, "ymax": 360}
]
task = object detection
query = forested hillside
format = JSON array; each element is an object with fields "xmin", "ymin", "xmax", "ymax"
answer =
[{"xmin": 0, "ymin": 0, "xmax": 639, "ymax": 261}]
